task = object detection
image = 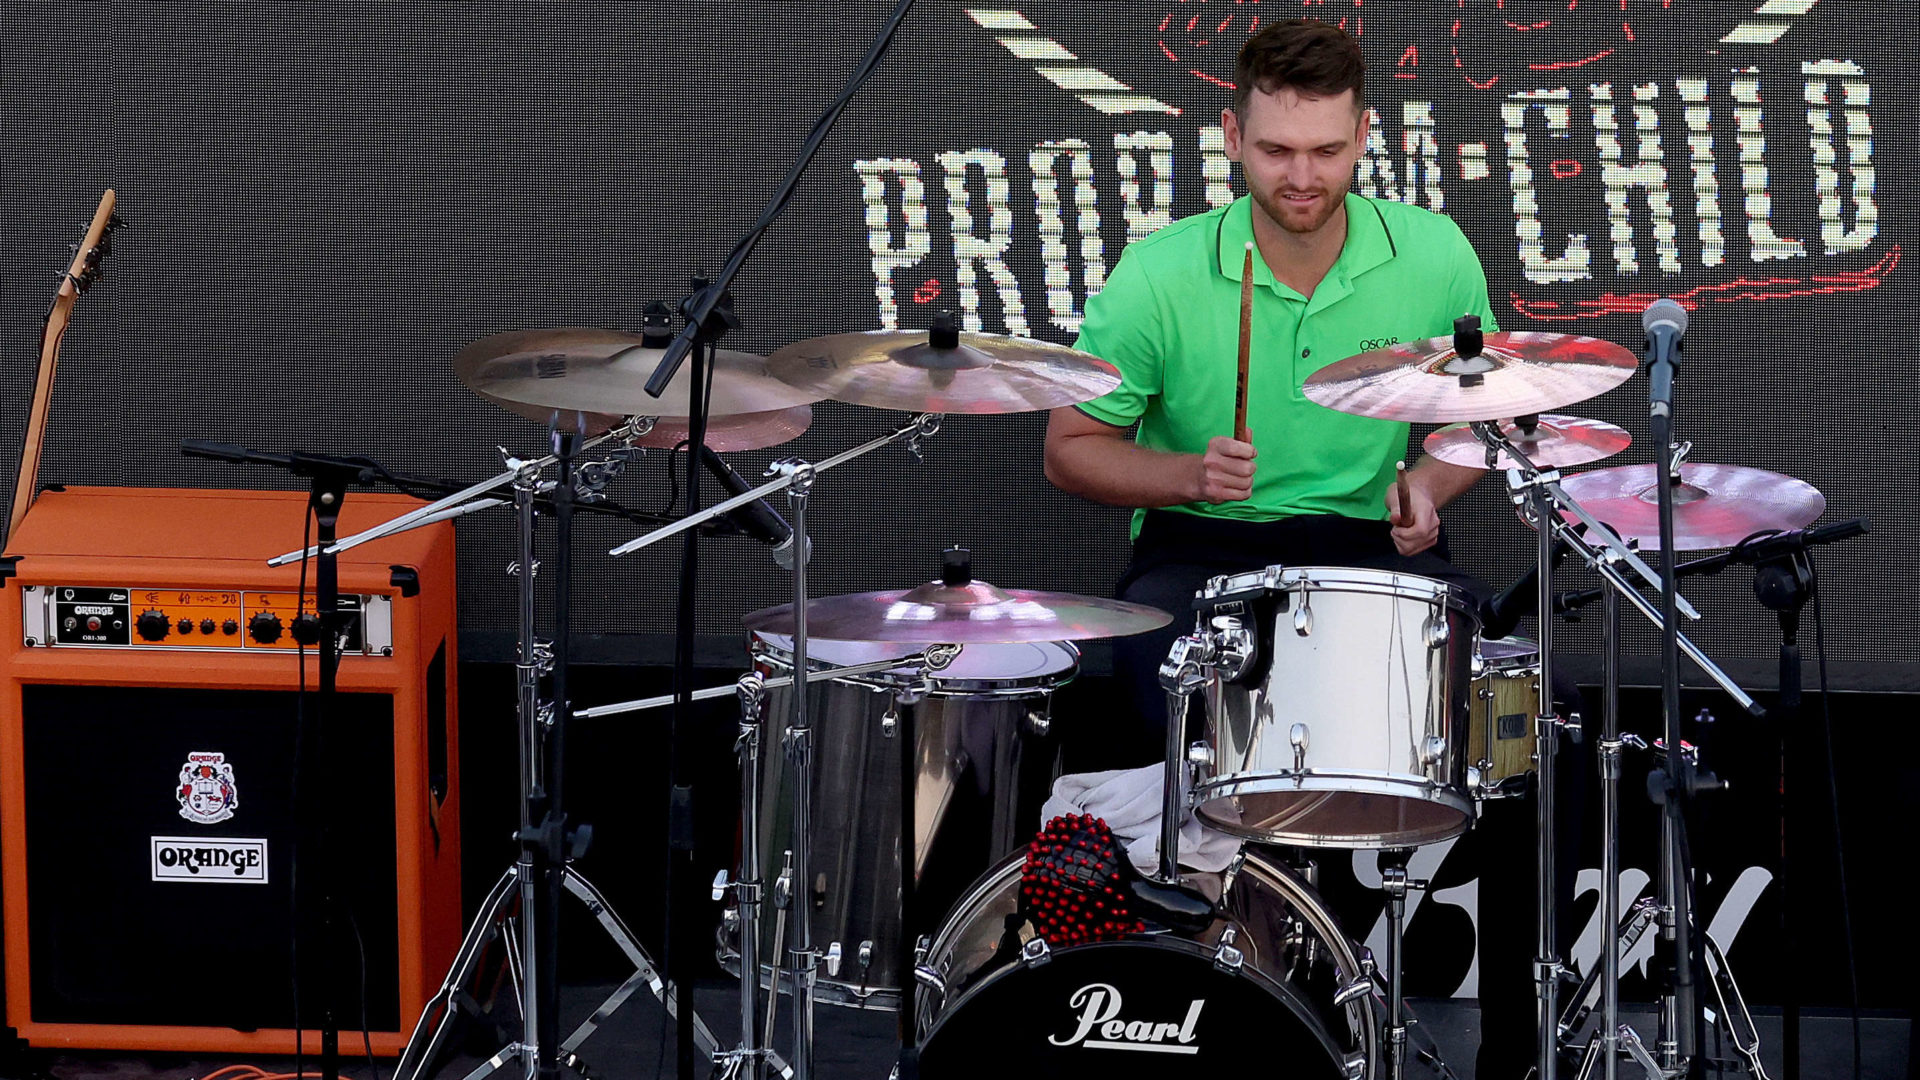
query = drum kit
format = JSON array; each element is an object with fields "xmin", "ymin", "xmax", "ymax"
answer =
[{"xmin": 284, "ymin": 298, "xmax": 1860, "ymax": 1080}]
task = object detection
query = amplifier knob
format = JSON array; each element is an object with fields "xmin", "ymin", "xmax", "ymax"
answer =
[
  {"xmin": 248, "ymin": 611, "xmax": 284, "ymax": 644},
  {"xmin": 135, "ymin": 609, "xmax": 171, "ymax": 642},
  {"xmin": 177, "ymin": 618, "xmax": 194, "ymax": 635},
  {"xmin": 290, "ymin": 613, "xmax": 323, "ymax": 646},
  {"xmin": 222, "ymin": 619, "xmax": 240, "ymax": 636},
  {"xmin": 200, "ymin": 619, "xmax": 217, "ymax": 635}
]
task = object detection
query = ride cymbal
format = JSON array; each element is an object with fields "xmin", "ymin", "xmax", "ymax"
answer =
[
  {"xmin": 1423, "ymin": 414, "xmax": 1631, "ymax": 471},
  {"xmin": 455, "ymin": 327, "xmax": 822, "ymax": 418},
  {"xmin": 765, "ymin": 322, "xmax": 1120, "ymax": 414},
  {"xmin": 1553, "ymin": 462, "xmax": 1826, "ymax": 550},
  {"xmin": 1304, "ymin": 331, "xmax": 1638, "ymax": 423}
]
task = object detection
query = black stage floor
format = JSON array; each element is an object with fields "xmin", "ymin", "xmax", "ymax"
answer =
[{"xmin": 18, "ymin": 982, "xmax": 1910, "ymax": 1080}]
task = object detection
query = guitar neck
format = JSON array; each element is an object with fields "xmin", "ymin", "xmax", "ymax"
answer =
[{"xmin": 5, "ymin": 188, "xmax": 118, "ymax": 547}]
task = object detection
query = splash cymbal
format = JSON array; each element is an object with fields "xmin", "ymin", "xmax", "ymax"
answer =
[
  {"xmin": 454, "ymin": 327, "xmax": 823, "ymax": 418},
  {"xmin": 1552, "ymin": 463, "xmax": 1826, "ymax": 550},
  {"xmin": 1304, "ymin": 331, "xmax": 1639, "ymax": 423},
  {"xmin": 765, "ymin": 324, "xmax": 1121, "ymax": 414},
  {"xmin": 1423, "ymin": 414, "xmax": 1631, "ymax": 470}
]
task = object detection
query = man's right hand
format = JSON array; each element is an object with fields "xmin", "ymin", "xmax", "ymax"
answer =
[{"xmin": 1196, "ymin": 435, "xmax": 1257, "ymax": 503}]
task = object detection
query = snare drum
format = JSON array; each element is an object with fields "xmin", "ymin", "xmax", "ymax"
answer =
[
  {"xmin": 1190, "ymin": 566, "xmax": 1478, "ymax": 849},
  {"xmin": 721, "ymin": 633, "xmax": 1078, "ymax": 1009},
  {"xmin": 1471, "ymin": 637, "xmax": 1540, "ymax": 796}
]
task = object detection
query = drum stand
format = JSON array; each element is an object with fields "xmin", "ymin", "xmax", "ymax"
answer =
[
  {"xmin": 1473, "ymin": 423, "xmax": 1762, "ymax": 1080},
  {"xmin": 392, "ymin": 433, "xmax": 731, "ymax": 1080},
  {"xmin": 606, "ymin": 413, "xmax": 943, "ymax": 1080}
]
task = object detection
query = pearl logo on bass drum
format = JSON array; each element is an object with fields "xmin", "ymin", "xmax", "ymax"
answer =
[{"xmin": 1047, "ymin": 983, "xmax": 1205, "ymax": 1054}]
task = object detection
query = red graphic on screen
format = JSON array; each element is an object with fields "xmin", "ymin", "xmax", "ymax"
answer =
[
  {"xmin": 913, "ymin": 278, "xmax": 943, "ymax": 304},
  {"xmin": 1510, "ymin": 246, "xmax": 1902, "ymax": 321},
  {"xmin": 1154, "ymin": 1, "xmax": 1684, "ymax": 92}
]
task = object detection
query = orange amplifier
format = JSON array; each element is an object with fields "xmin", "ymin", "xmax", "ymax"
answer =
[{"xmin": 0, "ymin": 486, "xmax": 460, "ymax": 1055}]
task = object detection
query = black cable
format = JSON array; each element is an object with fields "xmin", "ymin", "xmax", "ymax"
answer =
[
  {"xmin": 347, "ymin": 909, "xmax": 380, "ymax": 1080},
  {"xmin": 1809, "ymin": 558, "xmax": 1863, "ymax": 1080},
  {"xmin": 293, "ymin": 504, "xmax": 314, "ymax": 1080}
]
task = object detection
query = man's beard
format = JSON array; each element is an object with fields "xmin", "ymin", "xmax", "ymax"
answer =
[{"xmin": 1251, "ymin": 184, "xmax": 1343, "ymax": 235}]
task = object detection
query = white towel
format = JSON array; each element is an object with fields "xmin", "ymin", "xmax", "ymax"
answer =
[{"xmin": 1041, "ymin": 764, "xmax": 1243, "ymax": 875}]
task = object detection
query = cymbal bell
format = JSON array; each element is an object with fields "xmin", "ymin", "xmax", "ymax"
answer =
[
  {"xmin": 742, "ymin": 577, "xmax": 1172, "ymax": 644},
  {"xmin": 1423, "ymin": 414, "xmax": 1631, "ymax": 471},
  {"xmin": 1304, "ymin": 331, "xmax": 1639, "ymax": 423},
  {"xmin": 1552, "ymin": 462, "xmax": 1826, "ymax": 550},
  {"xmin": 765, "ymin": 324, "xmax": 1121, "ymax": 414},
  {"xmin": 454, "ymin": 327, "xmax": 822, "ymax": 418}
]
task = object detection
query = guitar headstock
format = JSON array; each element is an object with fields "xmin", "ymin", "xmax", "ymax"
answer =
[
  {"xmin": 58, "ymin": 190, "xmax": 121, "ymax": 300},
  {"xmin": 70, "ymin": 211, "xmax": 125, "ymax": 294}
]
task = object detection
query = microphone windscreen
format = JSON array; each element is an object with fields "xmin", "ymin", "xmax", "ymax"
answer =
[{"xmin": 1642, "ymin": 297, "xmax": 1688, "ymax": 336}]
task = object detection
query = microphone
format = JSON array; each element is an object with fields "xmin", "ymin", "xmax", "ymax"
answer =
[
  {"xmin": 696, "ymin": 445, "xmax": 810, "ymax": 570},
  {"xmin": 1642, "ymin": 298, "xmax": 1688, "ymax": 419},
  {"xmin": 1480, "ymin": 537, "xmax": 1571, "ymax": 640}
]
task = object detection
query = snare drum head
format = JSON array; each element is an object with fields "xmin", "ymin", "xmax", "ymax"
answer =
[
  {"xmin": 918, "ymin": 937, "xmax": 1348, "ymax": 1079},
  {"xmin": 1477, "ymin": 634, "xmax": 1539, "ymax": 667},
  {"xmin": 752, "ymin": 632, "xmax": 1078, "ymax": 690}
]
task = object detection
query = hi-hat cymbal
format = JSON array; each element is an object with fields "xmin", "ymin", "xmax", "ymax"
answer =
[
  {"xmin": 1423, "ymin": 414, "xmax": 1631, "ymax": 470},
  {"xmin": 454, "ymin": 328, "xmax": 823, "ymax": 418},
  {"xmin": 765, "ymin": 327, "xmax": 1121, "ymax": 414},
  {"xmin": 1304, "ymin": 331, "xmax": 1639, "ymax": 423},
  {"xmin": 742, "ymin": 579, "xmax": 1172, "ymax": 644},
  {"xmin": 1552, "ymin": 462, "xmax": 1826, "ymax": 550}
]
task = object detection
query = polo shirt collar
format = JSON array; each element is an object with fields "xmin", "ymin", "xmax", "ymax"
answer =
[{"xmin": 1217, "ymin": 193, "xmax": 1398, "ymax": 298}]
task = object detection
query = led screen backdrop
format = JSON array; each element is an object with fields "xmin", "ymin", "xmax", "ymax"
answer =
[{"xmin": 1, "ymin": 1, "xmax": 1914, "ymax": 680}]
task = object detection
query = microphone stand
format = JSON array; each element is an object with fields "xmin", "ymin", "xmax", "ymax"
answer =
[{"xmin": 177, "ymin": 442, "xmax": 372, "ymax": 1080}]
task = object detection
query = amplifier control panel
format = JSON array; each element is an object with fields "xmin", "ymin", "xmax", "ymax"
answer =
[{"xmin": 20, "ymin": 585, "xmax": 393, "ymax": 655}]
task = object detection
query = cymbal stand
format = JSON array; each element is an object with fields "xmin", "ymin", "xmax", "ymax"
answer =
[
  {"xmin": 607, "ymin": 413, "xmax": 941, "ymax": 1080},
  {"xmin": 395, "ymin": 437, "xmax": 725, "ymax": 1080},
  {"xmin": 1474, "ymin": 426, "xmax": 1757, "ymax": 1080}
]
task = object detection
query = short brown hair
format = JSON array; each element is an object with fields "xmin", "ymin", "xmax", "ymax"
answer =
[{"xmin": 1233, "ymin": 19, "xmax": 1366, "ymax": 116}]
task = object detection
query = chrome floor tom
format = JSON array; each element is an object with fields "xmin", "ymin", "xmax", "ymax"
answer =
[
  {"xmin": 721, "ymin": 633, "xmax": 1077, "ymax": 1009},
  {"xmin": 1190, "ymin": 566, "xmax": 1478, "ymax": 849}
]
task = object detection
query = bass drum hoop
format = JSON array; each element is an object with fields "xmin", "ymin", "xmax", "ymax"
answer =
[{"xmin": 914, "ymin": 848, "xmax": 1379, "ymax": 1075}]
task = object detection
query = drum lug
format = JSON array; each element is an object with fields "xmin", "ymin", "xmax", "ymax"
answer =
[
  {"xmin": 1211, "ymin": 926, "xmax": 1244, "ymax": 973},
  {"xmin": 858, "ymin": 940, "xmax": 875, "ymax": 972},
  {"xmin": 1186, "ymin": 742, "xmax": 1213, "ymax": 768},
  {"xmin": 1424, "ymin": 615, "xmax": 1450, "ymax": 649},
  {"xmin": 880, "ymin": 705, "xmax": 898, "ymax": 738},
  {"xmin": 1421, "ymin": 735, "xmax": 1447, "ymax": 768},
  {"xmin": 1292, "ymin": 600, "xmax": 1313, "ymax": 636},
  {"xmin": 1289, "ymin": 723, "xmax": 1310, "ymax": 777},
  {"xmin": 1333, "ymin": 977, "xmax": 1372, "ymax": 1006},
  {"xmin": 1025, "ymin": 709, "xmax": 1052, "ymax": 737}
]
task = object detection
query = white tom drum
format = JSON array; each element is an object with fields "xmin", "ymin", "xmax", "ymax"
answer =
[{"xmin": 1188, "ymin": 566, "xmax": 1479, "ymax": 849}]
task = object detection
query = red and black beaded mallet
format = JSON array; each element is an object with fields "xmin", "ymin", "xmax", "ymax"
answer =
[{"xmin": 1019, "ymin": 813, "xmax": 1144, "ymax": 946}]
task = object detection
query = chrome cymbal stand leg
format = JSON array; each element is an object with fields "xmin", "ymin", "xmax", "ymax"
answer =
[
  {"xmin": 1529, "ymin": 477, "xmax": 1567, "ymax": 1080},
  {"xmin": 773, "ymin": 460, "xmax": 819, "ymax": 1080},
  {"xmin": 714, "ymin": 674, "xmax": 770, "ymax": 1080},
  {"xmin": 1380, "ymin": 849, "xmax": 1425, "ymax": 1080},
  {"xmin": 1599, "ymin": 582, "xmax": 1624, "ymax": 1080}
]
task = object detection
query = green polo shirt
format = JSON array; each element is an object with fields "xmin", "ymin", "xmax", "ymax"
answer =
[{"xmin": 1073, "ymin": 194, "xmax": 1497, "ymax": 539}]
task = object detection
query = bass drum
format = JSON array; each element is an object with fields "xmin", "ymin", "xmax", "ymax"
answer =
[{"xmin": 914, "ymin": 848, "xmax": 1378, "ymax": 1078}]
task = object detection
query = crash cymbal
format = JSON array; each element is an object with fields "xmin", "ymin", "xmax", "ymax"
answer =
[
  {"xmin": 742, "ymin": 578, "xmax": 1172, "ymax": 644},
  {"xmin": 1303, "ymin": 331, "xmax": 1638, "ymax": 423},
  {"xmin": 765, "ymin": 324, "xmax": 1121, "ymax": 414},
  {"xmin": 454, "ymin": 327, "xmax": 823, "ymax": 418},
  {"xmin": 1423, "ymin": 414, "xmax": 1631, "ymax": 470},
  {"xmin": 628, "ymin": 406, "xmax": 813, "ymax": 452},
  {"xmin": 1552, "ymin": 462, "xmax": 1826, "ymax": 550}
]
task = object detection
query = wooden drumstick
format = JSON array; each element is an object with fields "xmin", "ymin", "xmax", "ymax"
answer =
[
  {"xmin": 1393, "ymin": 460, "xmax": 1414, "ymax": 528},
  {"xmin": 1234, "ymin": 241, "xmax": 1254, "ymax": 443}
]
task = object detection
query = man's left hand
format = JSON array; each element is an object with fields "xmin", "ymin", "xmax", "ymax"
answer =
[{"xmin": 1385, "ymin": 478, "xmax": 1440, "ymax": 556}]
